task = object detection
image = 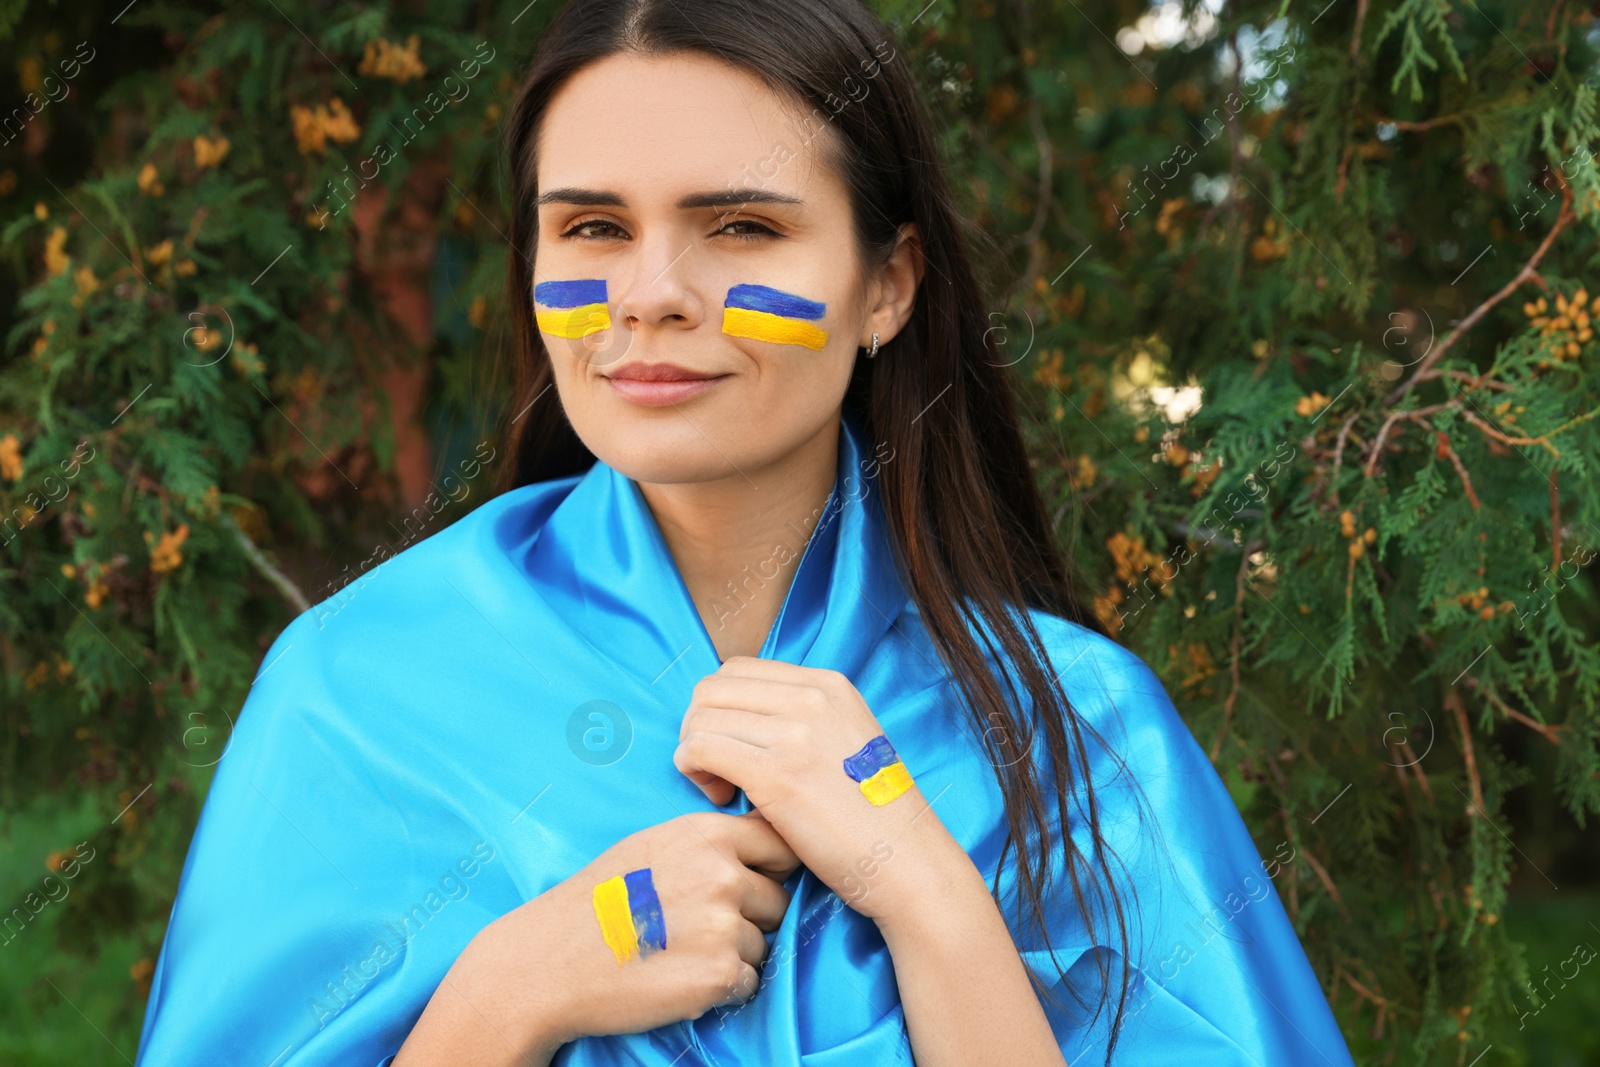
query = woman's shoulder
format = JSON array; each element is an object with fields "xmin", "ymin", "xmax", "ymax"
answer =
[
  {"xmin": 1025, "ymin": 609, "xmax": 1165, "ymax": 701},
  {"xmin": 958, "ymin": 603, "xmax": 1190, "ymax": 751},
  {"xmin": 901, "ymin": 596, "xmax": 1196, "ymax": 773},
  {"xmin": 238, "ymin": 474, "xmax": 585, "ymax": 709},
  {"xmin": 297, "ymin": 475, "xmax": 582, "ymax": 632},
  {"xmin": 218, "ymin": 475, "xmax": 586, "ymax": 757},
  {"xmin": 1012, "ymin": 607, "xmax": 1216, "ymax": 817},
  {"xmin": 909, "ymin": 597, "xmax": 1204, "ymax": 808}
]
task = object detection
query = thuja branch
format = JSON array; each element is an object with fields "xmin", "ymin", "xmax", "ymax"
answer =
[
  {"xmin": 1447, "ymin": 688, "xmax": 1486, "ymax": 815},
  {"xmin": 1458, "ymin": 671, "xmax": 1566, "ymax": 746},
  {"xmin": 1209, "ymin": 540, "xmax": 1257, "ymax": 763},
  {"xmin": 1436, "ymin": 430, "xmax": 1481, "ymax": 510},
  {"xmin": 1329, "ymin": 410, "xmax": 1362, "ymax": 508},
  {"xmin": 223, "ymin": 512, "xmax": 311, "ymax": 614},
  {"xmin": 1455, "ymin": 406, "xmax": 1565, "ymax": 457},
  {"xmin": 1335, "ymin": 964, "xmax": 1391, "ymax": 1040},
  {"xmin": 1385, "ymin": 180, "xmax": 1575, "ymax": 406}
]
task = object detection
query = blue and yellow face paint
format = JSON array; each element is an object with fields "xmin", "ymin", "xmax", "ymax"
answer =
[
  {"xmin": 592, "ymin": 867, "xmax": 668, "ymax": 965},
  {"xmin": 721, "ymin": 284, "xmax": 829, "ymax": 350},
  {"xmin": 843, "ymin": 734, "xmax": 914, "ymax": 806},
  {"xmin": 535, "ymin": 279, "xmax": 612, "ymax": 339}
]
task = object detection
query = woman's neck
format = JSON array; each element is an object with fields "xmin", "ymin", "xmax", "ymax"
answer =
[{"xmin": 635, "ymin": 415, "xmax": 840, "ymax": 662}]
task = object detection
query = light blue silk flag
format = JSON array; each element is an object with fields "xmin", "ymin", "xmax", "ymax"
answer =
[{"xmin": 135, "ymin": 407, "xmax": 1358, "ymax": 1066}]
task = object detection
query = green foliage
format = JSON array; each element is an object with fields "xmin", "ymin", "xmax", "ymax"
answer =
[
  {"xmin": 1, "ymin": 0, "xmax": 1597, "ymax": 1063},
  {"xmin": 1374, "ymin": 0, "xmax": 1468, "ymax": 101},
  {"xmin": 925, "ymin": 0, "xmax": 1599, "ymax": 1060}
]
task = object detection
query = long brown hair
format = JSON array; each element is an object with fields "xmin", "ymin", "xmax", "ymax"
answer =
[{"xmin": 490, "ymin": 0, "xmax": 1138, "ymax": 1058}]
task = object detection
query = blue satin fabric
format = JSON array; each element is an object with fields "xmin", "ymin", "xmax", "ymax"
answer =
[{"xmin": 135, "ymin": 408, "xmax": 1356, "ymax": 1066}]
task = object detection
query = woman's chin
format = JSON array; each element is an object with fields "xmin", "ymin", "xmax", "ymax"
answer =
[{"xmin": 587, "ymin": 435, "xmax": 752, "ymax": 486}]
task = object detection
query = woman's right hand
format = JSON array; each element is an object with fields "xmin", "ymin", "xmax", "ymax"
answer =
[{"xmin": 466, "ymin": 809, "xmax": 801, "ymax": 1060}]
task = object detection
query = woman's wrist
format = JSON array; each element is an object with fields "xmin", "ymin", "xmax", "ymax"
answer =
[
  {"xmin": 470, "ymin": 902, "xmax": 579, "ymax": 1056},
  {"xmin": 863, "ymin": 804, "xmax": 985, "ymax": 937},
  {"xmin": 394, "ymin": 897, "xmax": 575, "ymax": 1066}
]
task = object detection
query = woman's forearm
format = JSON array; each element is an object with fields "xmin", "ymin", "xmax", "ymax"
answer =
[
  {"xmin": 872, "ymin": 825, "xmax": 1066, "ymax": 1067},
  {"xmin": 392, "ymin": 910, "xmax": 570, "ymax": 1067}
]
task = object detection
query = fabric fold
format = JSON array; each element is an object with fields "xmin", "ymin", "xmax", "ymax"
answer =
[{"xmin": 134, "ymin": 407, "xmax": 1355, "ymax": 1066}]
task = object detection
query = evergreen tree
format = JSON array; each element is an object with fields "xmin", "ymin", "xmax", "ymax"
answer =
[{"xmin": 0, "ymin": 0, "xmax": 1596, "ymax": 1061}]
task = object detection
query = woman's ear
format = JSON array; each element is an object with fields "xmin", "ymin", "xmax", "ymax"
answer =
[{"xmin": 861, "ymin": 223, "xmax": 924, "ymax": 348}]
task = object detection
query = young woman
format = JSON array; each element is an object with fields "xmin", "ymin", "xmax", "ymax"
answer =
[{"xmin": 135, "ymin": 2, "xmax": 1357, "ymax": 1065}]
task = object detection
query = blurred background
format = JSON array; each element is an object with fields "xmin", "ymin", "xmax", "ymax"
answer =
[{"xmin": 1, "ymin": 0, "xmax": 1597, "ymax": 1062}]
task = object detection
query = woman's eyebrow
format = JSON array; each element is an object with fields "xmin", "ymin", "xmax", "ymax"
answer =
[
  {"xmin": 535, "ymin": 186, "xmax": 806, "ymax": 210},
  {"xmin": 534, "ymin": 187, "xmax": 621, "ymax": 207},
  {"xmin": 679, "ymin": 188, "xmax": 806, "ymax": 210}
]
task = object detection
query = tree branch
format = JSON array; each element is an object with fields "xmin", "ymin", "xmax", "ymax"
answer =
[
  {"xmin": 1300, "ymin": 845, "xmax": 1351, "ymax": 923},
  {"xmin": 1551, "ymin": 465, "xmax": 1560, "ymax": 569},
  {"xmin": 1456, "ymin": 405, "xmax": 1566, "ymax": 457},
  {"xmin": 1017, "ymin": 92, "xmax": 1053, "ymax": 290},
  {"xmin": 1360, "ymin": 410, "xmax": 1415, "ymax": 479},
  {"xmin": 1447, "ymin": 689, "xmax": 1485, "ymax": 815},
  {"xmin": 223, "ymin": 512, "xmax": 311, "ymax": 615},
  {"xmin": 1458, "ymin": 671, "xmax": 1565, "ymax": 745},
  {"xmin": 1329, "ymin": 411, "xmax": 1362, "ymax": 507},
  {"xmin": 1350, "ymin": 0, "xmax": 1370, "ymax": 64},
  {"xmin": 1372, "ymin": 112, "xmax": 1469, "ymax": 132},
  {"xmin": 1385, "ymin": 180, "xmax": 1575, "ymax": 406},
  {"xmin": 1439, "ymin": 435, "xmax": 1482, "ymax": 510},
  {"xmin": 1210, "ymin": 541, "xmax": 1255, "ymax": 762}
]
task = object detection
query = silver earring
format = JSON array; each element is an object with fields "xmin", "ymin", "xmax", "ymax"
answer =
[{"xmin": 867, "ymin": 332, "xmax": 880, "ymax": 359}]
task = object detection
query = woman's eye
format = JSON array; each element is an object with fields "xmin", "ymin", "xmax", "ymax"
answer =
[
  {"xmin": 556, "ymin": 217, "xmax": 779, "ymax": 242},
  {"xmin": 717, "ymin": 219, "xmax": 779, "ymax": 242},
  {"xmin": 560, "ymin": 218, "xmax": 626, "ymax": 240}
]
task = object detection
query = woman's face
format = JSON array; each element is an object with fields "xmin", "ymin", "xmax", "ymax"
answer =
[{"xmin": 533, "ymin": 51, "xmax": 913, "ymax": 484}]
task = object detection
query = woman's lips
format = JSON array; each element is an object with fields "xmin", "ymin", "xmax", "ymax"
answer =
[{"xmin": 606, "ymin": 374, "xmax": 729, "ymax": 406}]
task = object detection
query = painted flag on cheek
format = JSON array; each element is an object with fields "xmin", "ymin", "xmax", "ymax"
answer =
[
  {"xmin": 536, "ymin": 278, "xmax": 612, "ymax": 338},
  {"xmin": 721, "ymin": 283, "xmax": 830, "ymax": 350}
]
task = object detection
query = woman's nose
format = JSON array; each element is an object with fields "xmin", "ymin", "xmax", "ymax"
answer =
[{"xmin": 614, "ymin": 233, "xmax": 705, "ymax": 335}]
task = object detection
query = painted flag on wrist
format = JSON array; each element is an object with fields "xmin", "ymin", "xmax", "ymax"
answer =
[
  {"xmin": 843, "ymin": 734, "xmax": 914, "ymax": 806},
  {"xmin": 592, "ymin": 867, "xmax": 669, "ymax": 965}
]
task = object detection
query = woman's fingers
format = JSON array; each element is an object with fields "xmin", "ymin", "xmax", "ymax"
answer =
[
  {"xmin": 708, "ymin": 656, "xmax": 819, "ymax": 684},
  {"xmin": 681, "ymin": 705, "xmax": 787, "ymax": 747},
  {"xmin": 738, "ymin": 867, "xmax": 793, "ymax": 932},
  {"xmin": 675, "ymin": 732, "xmax": 762, "ymax": 805},
  {"xmin": 690, "ymin": 673, "xmax": 802, "ymax": 714},
  {"xmin": 711, "ymin": 961, "xmax": 762, "ymax": 1009},
  {"xmin": 724, "ymin": 810, "xmax": 802, "ymax": 881},
  {"xmin": 736, "ymin": 917, "xmax": 770, "ymax": 969}
]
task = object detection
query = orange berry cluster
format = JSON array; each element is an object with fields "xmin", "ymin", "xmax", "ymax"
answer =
[
  {"xmin": 0, "ymin": 432, "xmax": 21, "ymax": 480},
  {"xmin": 1452, "ymin": 584, "xmax": 1515, "ymax": 621},
  {"xmin": 1523, "ymin": 287, "xmax": 1593, "ymax": 366},
  {"xmin": 1107, "ymin": 529, "xmax": 1168, "ymax": 587},
  {"xmin": 1295, "ymin": 391, "xmax": 1330, "ymax": 417},
  {"xmin": 358, "ymin": 35, "xmax": 427, "ymax": 83},
  {"xmin": 61, "ymin": 561, "xmax": 112, "ymax": 608},
  {"xmin": 193, "ymin": 134, "xmax": 229, "ymax": 168},
  {"xmin": 138, "ymin": 161, "xmax": 165, "ymax": 196},
  {"xmin": 1340, "ymin": 509, "xmax": 1376, "ymax": 558},
  {"xmin": 145, "ymin": 524, "xmax": 190, "ymax": 574},
  {"xmin": 23, "ymin": 655, "xmax": 72, "ymax": 690},
  {"xmin": 290, "ymin": 98, "xmax": 361, "ymax": 156}
]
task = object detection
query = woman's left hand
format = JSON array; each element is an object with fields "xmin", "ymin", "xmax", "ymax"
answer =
[{"xmin": 673, "ymin": 655, "xmax": 944, "ymax": 922}]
